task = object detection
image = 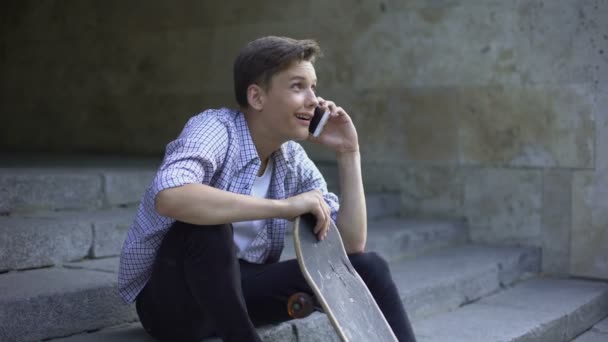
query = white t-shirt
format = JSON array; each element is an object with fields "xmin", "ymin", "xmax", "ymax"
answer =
[{"xmin": 232, "ymin": 158, "xmax": 273, "ymax": 258}]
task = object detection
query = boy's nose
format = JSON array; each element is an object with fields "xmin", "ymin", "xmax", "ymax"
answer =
[{"xmin": 307, "ymin": 90, "xmax": 319, "ymax": 108}]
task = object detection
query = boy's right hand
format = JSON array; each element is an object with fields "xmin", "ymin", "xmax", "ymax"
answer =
[{"xmin": 282, "ymin": 190, "xmax": 331, "ymax": 241}]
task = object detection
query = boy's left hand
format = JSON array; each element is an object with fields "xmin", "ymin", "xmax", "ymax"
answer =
[{"xmin": 308, "ymin": 97, "xmax": 359, "ymax": 154}]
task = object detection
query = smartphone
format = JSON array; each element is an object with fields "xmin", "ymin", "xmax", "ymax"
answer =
[{"xmin": 309, "ymin": 107, "xmax": 330, "ymax": 137}]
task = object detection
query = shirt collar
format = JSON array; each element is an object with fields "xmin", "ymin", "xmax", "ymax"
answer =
[
  {"xmin": 234, "ymin": 110, "xmax": 292, "ymax": 171},
  {"xmin": 235, "ymin": 111, "xmax": 260, "ymax": 170},
  {"xmin": 275, "ymin": 143, "xmax": 291, "ymax": 168}
]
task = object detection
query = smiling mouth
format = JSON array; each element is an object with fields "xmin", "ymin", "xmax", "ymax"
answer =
[{"xmin": 295, "ymin": 114, "xmax": 312, "ymax": 122}]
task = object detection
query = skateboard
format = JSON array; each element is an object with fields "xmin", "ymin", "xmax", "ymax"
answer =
[{"xmin": 293, "ymin": 214, "xmax": 398, "ymax": 342}]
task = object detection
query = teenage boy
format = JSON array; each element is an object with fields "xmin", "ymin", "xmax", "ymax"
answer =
[{"xmin": 118, "ymin": 36, "xmax": 416, "ymax": 342}]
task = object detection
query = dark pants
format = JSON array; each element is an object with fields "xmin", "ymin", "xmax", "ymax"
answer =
[{"xmin": 135, "ymin": 221, "xmax": 417, "ymax": 342}]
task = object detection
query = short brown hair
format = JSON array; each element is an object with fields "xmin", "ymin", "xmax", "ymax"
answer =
[{"xmin": 233, "ymin": 36, "xmax": 322, "ymax": 108}]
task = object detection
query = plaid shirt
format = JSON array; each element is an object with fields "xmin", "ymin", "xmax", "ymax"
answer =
[{"xmin": 117, "ymin": 107, "xmax": 339, "ymax": 303}]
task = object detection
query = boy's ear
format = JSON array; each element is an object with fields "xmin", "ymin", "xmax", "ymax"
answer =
[{"xmin": 246, "ymin": 84, "xmax": 265, "ymax": 111}]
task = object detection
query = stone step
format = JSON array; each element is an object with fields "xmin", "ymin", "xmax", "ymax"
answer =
[
  {"xmin": 39, "ymin": 244, "xmax": 537, "ymax": 342},
  {"xmin": 572, "ymin": 317, "xmax": 608, "ymax": 341},
  {"xmin": 366, "ymin": 217, "xmax": 469, "ymax": 261},
  {"xmin": 281, "ymin": 217, "xmax": 468, "ymax": 262},
  {"xmin": 1, "ymin": 204, "xmax": 453, "ymax": 272},
  {"xmin": 365, "ymin": 191, "xmax": 401, "ymax": 220},
  {"xmin": 0, "ymin": 207, "xmax": 136, "ymax": 271},
  {"xmin": 0, "ymin": 157, "xmax": 380, "ymax": 215},
  {"xmin": 290, "ymin": 245, "xmax": 541, "ymax": 341},
  {"xmin": 395, "ymin": 244, "xmax": 540, "ymax": 319},
  {"xmin": 0, "ymin": 157, "xmax": 159, "ymax": 213},
  {"xmin": 0, "ymin": 266, "xmax": 137, "ymax": 342},
  {"xmin": 414, "ymin": 278, "xmax": 608, "ymax": 342}
]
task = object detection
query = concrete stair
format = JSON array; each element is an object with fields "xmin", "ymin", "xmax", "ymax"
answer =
[
  {"xmin": 572, "ymin": 317, "xmax": 608, "ymax": 341},
  {"xmin": 0, "ymin": 207, "xmax": 135, "ymax": 271},
  {"xmin": 0, "ymin": 266, "xmax": 136, "ymax": 342},
  {"xmin": 0, "ymin": 215, "xmax": 468, "ymax": 342},
  {"xmin": 280, "ymin": 217, "xmax": 468, "ymax": 262},
  {"xmin": 12, "ymin": 243, "xmax": 539, "ymax": 342},
  {"xmin": 1, "ymin": 157, "xmax": 607, "ymax": 342},
  {"xmin": 415, "ymin": 278, "xmax": 608, "ymax": 342},
  {"xmin": 0, "ymin": 156, "xmax": 158, "ymax": 214},
  {"xmin": 45, "ymin": 246, "xmax": 608, "ymax": 342}
]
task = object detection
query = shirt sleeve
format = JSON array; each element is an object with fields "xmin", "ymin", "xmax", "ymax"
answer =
[
  {"xmin": 292, "ymin": 143, "xmax": 340, "ymax": 223},
  {"xmin": 150, "ymin": 113, "xmax": 229, "ymax": 202}
]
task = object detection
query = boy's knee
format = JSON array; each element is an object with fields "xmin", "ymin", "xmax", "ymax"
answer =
[
  {"xmin": 351, "ymin": 251, "xmax": 391, "ymax": 281},
  {"xmin": 180, "ymin": 223, "xmax": 235, "ymax": 263}
]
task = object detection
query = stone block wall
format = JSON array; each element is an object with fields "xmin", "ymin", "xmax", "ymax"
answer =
[
  {"xmin": 1, "ymin": 0, "xmax": 606, "ymax": 278},
  {"xmin": 308, "ymin": 0, "xmax": 608, "ymax": 279}
]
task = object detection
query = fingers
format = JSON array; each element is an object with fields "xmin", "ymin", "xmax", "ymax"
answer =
[
  {"xmin": 317, "ymin": 96, "xmax": 326, "ymax": 107},
  {"xmin": 334, "ymin": 106, "xmax": 345, "ymax": 116},
  {"xmin": 312, "ymin": 195, "xmax": 326, "ymax": 234},
  {"xmin": 312, "ymin": 207, "xmax": 325, "ymax": 235},
  {"xmin": 316, "ymin": 97, "xmax": 349, "ymax": 121},
  {"xmin": 320, "ymin": 200, "xmax": 330, "ymax": 240},
  {"xmin": 310, "ymin": 191, "xmax": 331, "ymax": 241},
  {"xmin": 317, "ymin": 97, "xmax": 335, "ymax": 113},
  {"xmin": 318, "ymin": 201, "xmax": 331, "ymax": 241},
  {"xmin": 290, "ymin": 190, "xmax": 330, "ymax": 241}
]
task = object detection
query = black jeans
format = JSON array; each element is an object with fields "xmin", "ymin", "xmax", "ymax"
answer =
[{"xmin": 135, "ymin": 221, "xmax": 417, "ymax": 342}]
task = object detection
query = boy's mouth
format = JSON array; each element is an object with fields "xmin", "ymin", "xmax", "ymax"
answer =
[{"xmin": 295, "ymin": 113, "xmax": 312, "ymax": 121}]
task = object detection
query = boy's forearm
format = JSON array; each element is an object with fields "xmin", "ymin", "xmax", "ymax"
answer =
[
  {"xmin": 335, "ymin": 151, "xmax": 367, "ymax": 253},
  {"xmin": 155, "ymin": 183, "xmax": 286, "ymax": 225}
]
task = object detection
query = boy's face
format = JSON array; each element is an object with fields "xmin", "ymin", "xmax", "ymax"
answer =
[{"xmin": 258, "ymin": 60, "xmax": 319, "ymax": 142}]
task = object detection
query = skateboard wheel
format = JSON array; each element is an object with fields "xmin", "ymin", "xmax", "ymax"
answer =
[{"xmin": 287, "ymin": 292, "xmax": 314, "ymax": 318}]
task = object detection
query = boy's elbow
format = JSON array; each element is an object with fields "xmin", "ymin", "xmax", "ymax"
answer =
[
  {"xmin": 155, "ymin": 189, "xmax": 174, "ymax": 217},
  {"xmin": 345, "ymin": 240, "xmax": 366, "ymax": 254}
]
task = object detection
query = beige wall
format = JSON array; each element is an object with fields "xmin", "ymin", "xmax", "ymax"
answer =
[{"xmin": 1, "ymin": 1, "xmax": 607, "ymax": 279}]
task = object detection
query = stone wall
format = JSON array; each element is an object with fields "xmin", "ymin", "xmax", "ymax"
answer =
[
  {"xmin": 308, "ymin": 0, "xmax": 608, "ymax": 279},
  {"xmin": 1, "ymin": 0, "xmax": 606, "ymax": 278}
]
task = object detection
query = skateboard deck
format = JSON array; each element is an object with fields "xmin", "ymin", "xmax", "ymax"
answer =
[{"xmin": 293, "ymin": 214, "xmax": 398, "ymax": 342}]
